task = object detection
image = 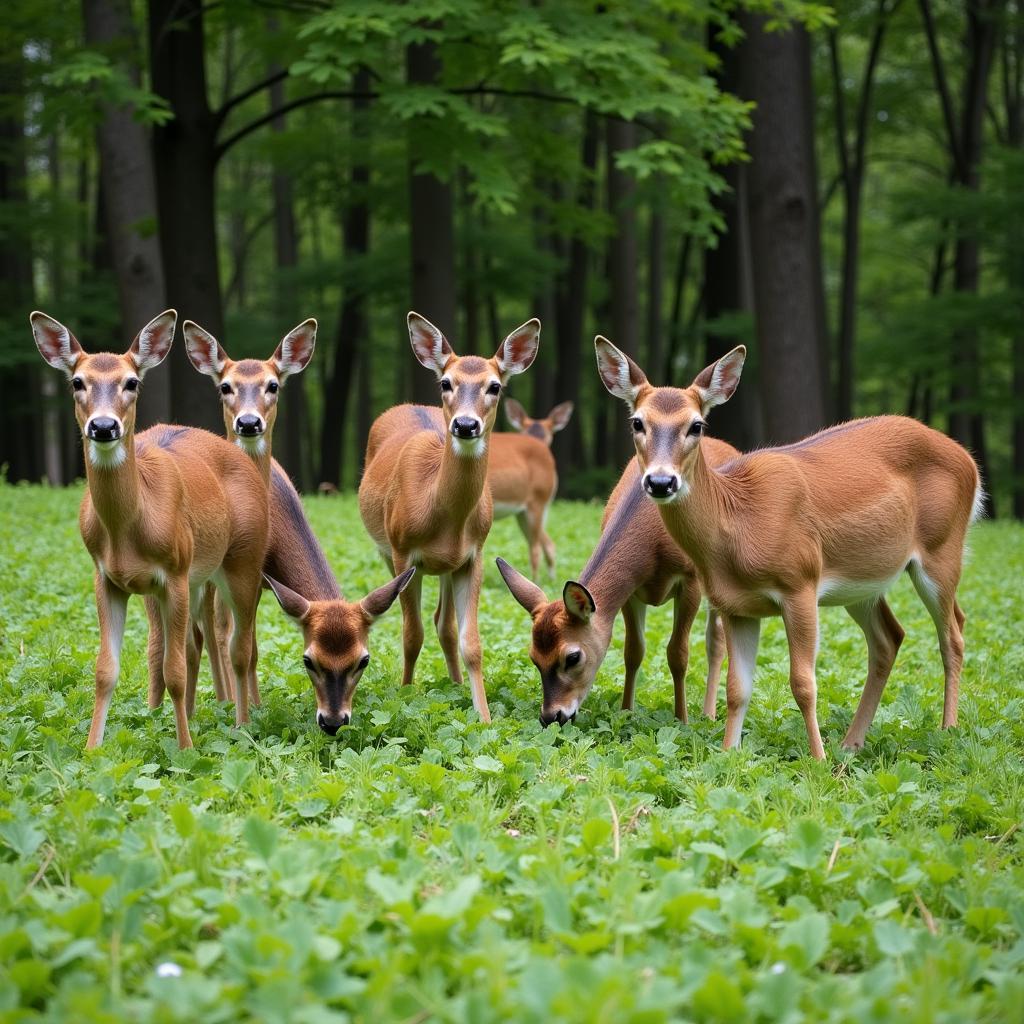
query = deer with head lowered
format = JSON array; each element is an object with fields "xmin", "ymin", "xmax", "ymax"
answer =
[
  {"xmin": 594, "ymin": 336, "xmax": 981, "ymax": 758},
  {"xmin": 359, "ymin": 312, "xmax": 541, "ymax": 723},
  {"xmin": 184, "ymin": 319, "xmax": 413, "ymax": 733},
  {"xmin": 496, "ymin": 444, "xmax": 732, "ymax": 727},
  {"xmin": 30, "ymin": 310, "xmax": 268, "ymax": 748},
  {"xmin": 488, "ymin": 399, "xmax": 573, "ymax": 578}
]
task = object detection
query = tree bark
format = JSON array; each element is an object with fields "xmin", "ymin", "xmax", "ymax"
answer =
[
  {"xmin": 320, "ymin": 68, "xmax": 371, "ymax": 489},
  {"xmin": 645, "ymin": 193, "xmax": 665, "ymax": 383},
  {"xmin": 740, "ymin": 15, "xmax": 830, "ymax": 444},
  {"xmin": 149, "ymin": 0, "xmax": 222, "ymax": 432},
  {"xmin": 407, "ymin": 38, "xmax": 456, "ymax": 403},
  {"xmin": 83, "ymin": 0, "xmax": 170, "ymax": 427}
]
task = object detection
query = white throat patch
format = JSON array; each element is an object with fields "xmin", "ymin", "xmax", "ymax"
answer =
[
  {"xmin": 88, "ymin": 439, "xmax": 127, "ymax": 469},
  {"xmin": 451, "ymin": 436, "xmax": 486, "ymax": 459},
  {"xmin": 236, "ymin": 435, "xmax": 267, "ymax": 457}
]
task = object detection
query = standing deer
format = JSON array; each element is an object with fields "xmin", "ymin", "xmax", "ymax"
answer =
[
  {"xmin": 593, "ymin": 336, "xmax": 982, "ymax": 758},
  {"xmin": 183, "ymin": 317, "xmax": 317, "ymax": 703},
  {"xmin": 359, "ymin": 312, "xmax": 541, "ymax": 723},
  {"xmin": 183, "ymin": 319, "xmax": 412, "ymax": 733},
  {"xmin": 30, "ymin": 310, "xmax": 268, "ymax": 748},
  {"xmin": 496, "ymin": 448, "xmax": 731, "ymax": 726},
  {"xmin": 489, "ymin": 399, "xmax": 574, "ymax": 578}
]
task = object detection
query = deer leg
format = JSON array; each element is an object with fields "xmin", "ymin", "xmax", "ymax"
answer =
[
  {"xmin": 160, "ymin": 576, "xmax": 194, "ymax": 749},
  {"xmin": 780, "ymin": 591, "xmax": 825, "ymax": 760},
  {"xmin": 185, "ymin": 607, "xmax": 201, "ymax": 720},
  {"xmin": 667, "ymin": 578, "xmax": 700, "ymax": 723},
  {"xmin": 144, "ymin": 595, "xmax": 166, "ymax": 709},
  {"xmin": 908, "ymin": 555, "xmax": 965, "ymax": 729},
  {"xmin": 87, "ymin": 572, "xmax": 129, "ymax": 749},
  {"xmin": 434, "ymin": 574, "xmax": 463, "ymax": 684},
  {"xmin": 516, "ymin": 510, "xmax": 541, "ymax": 580},
  {"xmin": 722, "ymin": 615, "xmax": 760, "ymax": 751},
  {"xmin": 452, "ymin": 554, "xmax": 490, "ymax": 722},
  {"xmin": 703, "ymin": 606, "xmax": 727, "ymax": 721},
  {"xmin": 540, "ymin": 503, "xmax": 557, "ymax": 577},
  {"xmin": 204, "ymin": 585, "xmax": 232, "ymax": 702},
  {"xmin": 396, "ymin": 559, "xmax": 424, "ymax": 688},
  {"xmin": 621, "ymin": 597, "xmax": 647, "ymax": 712},
  {"xmin": 222, "ymin": 567, "xmax": 260, "ymax": 728},
  {"xmin": 842, "ymin": 598, "xmax": 905, "ymax": 750}
]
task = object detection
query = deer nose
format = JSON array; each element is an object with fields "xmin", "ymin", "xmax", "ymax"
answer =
[
  {"xmin": 451, "ymin": 416, "xmax": 482, "ymax": 439},
  {"xmin": 644, "ymin": 473, "xmax": 679, "ymax": 499},
  {"xmin": 235, "ymin": 414, "xmax": 263, "ymax": 436},
  {"xmin": 87, "ymin": 417, "xmax": 121, "ymax": 442},
  {"xmin": 316, "ymin": 711, "xmax": 349, "ymax": 735},
  {"xmin": 539, "ymin": 708, "xmax": 576, "ymax": 727}
]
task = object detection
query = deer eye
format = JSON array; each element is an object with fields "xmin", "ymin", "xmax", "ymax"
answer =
[
  {"xmin": 358, "ymin": 654, "xmax": 370, "ymax": 671},
  {"xmin": 220, "ymin": 382, "xmax": 232, "ymax": 395},
  {"xmin": 440, "ymin": 379, "xmax": 452, "ymax": 393},
  {"xmin": 266, "ymin": 381, "xmax": 279, "ymax": 394},
  {"xmin": 71, "ymin": 377, "xmax": 85, "ymax": 392},
  {"xmin": 486, "ymin": 381, "xmax": 501, "ymax": 396},
  {"xmin": 631, "ymin": 417, "xmax": 645, "ymax": 434},
  {"xmin": 564, "ymin": 650, "xmax": 581, "ymax": 669},
  {"xmin": 123, "ymin": 378, "xmax": 139, "ymax": 392},
  {"xmin": 302, "ymin": 654, "xmax": 315, "ymax": 671},
  {"xmin": 687, "ymin": 421, "xmax": 705, "ymax": 437}
]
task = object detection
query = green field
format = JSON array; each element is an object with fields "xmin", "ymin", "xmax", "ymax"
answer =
[{"xmin": 1, "ymin": 482, "xmax": 1022, "ymax": 1022}]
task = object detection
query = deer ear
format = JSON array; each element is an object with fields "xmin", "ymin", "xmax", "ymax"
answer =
[
  {"xmin": 548, "ymin": 401, "xmax": 574, "ymax": 433},
  {"xmin": 273, "ymin": 318, "xmax": 317, "ymax": 380},
  {"xmin": 562, "ymin": 581, "xmax": 596, "ymax": 623},
  {"xmin": 30, "ymin": 312, "xmax": 83, "ymax": 374},
  {"xmin": 504, "ymin": 398, "xmax": 529, "ymax": 431},
  {"xmin": 361, "ymin": 567, "xmax": 415, "ymax": 621},
  {"xmin": 692, "ymin": 345, "xmax": 745, "ymax": 414},
  {"xmin": 495, "ymin": 319, "xmax": 540, "ymax": 380},
  {"xmin": 129, "ymin": 309, "xmax": 177, "ymax": 375},
  {"xmin": 594, "ymin": 336, "xmax": 648, "ymax": 409},
  {"xmin": 496, "ymin": 558, "xmax": 547, "ymax": 615},
  {"xmin": 183, "ymin": 320, "xmax": 226, "ymax": 378},
  {"xmin": 263, "ymin": 573, "xmax": 311, "ymax": 621},
  {"xmin": 408, "ymin": 312, "xmax": 453, "ymax": 376}
]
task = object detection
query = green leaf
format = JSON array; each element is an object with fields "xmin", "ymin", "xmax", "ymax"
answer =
[{"xmin": 0, "ymin": 819, "xmax": 44, "ymax": 858}]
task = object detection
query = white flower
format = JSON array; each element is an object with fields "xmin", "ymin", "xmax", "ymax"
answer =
[{"xmin": 156, "ymin": 962, "xmax": 183, "ymax": 979}]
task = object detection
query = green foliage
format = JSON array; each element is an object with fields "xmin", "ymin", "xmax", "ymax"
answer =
[{"xmin": 1, "ymin": 482, "xmax": 1022, "ymax": 1019}]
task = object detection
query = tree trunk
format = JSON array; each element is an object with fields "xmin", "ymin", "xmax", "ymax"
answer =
[
  {"xmin": 407, "ymin": 38, "xmax": 456, "ymax": 402},
  {"xmin": 740, "ymin": 14, "xmax": 830, "ymax": 444},
  {"xmin": 149, "ymin": 0, "xmax": 222, "ymax": 432},
  {"xmin": 645, "ymin": 193, "xmax": 665, "ymax": 383},
  {"xmin": 530, "ymin": 189, "xmax": 557, "ymax": 414},
  {"xmin": 554, "ymin": 111, "xmax": 600, "ymax": 469},
  {"xmin": 83, "ymin": 0, "xmax": 170, "ymax": 427},
  {"xmin": 320, "ymin": 70, "xmax": 371, "ymax": 489}
]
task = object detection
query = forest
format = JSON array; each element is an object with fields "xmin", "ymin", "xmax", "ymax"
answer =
[{"xmin": 0, "ymin": 0, "xmax": 1021, "ymax": 516}]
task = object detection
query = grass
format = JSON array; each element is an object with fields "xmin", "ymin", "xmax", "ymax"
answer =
[{"xmin": 0, "ymin": 480, "xmax": 1023, "ymax": 1022}]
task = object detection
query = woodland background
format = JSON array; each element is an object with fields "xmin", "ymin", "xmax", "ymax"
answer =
[{"xmin": 0, "ymin": 0, "xmax": 1021, "ymax": 516}]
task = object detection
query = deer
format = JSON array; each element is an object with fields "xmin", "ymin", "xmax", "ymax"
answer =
[
  {"xmin": 488, "ymin": 399, "xmax": 573, "ymax": 578},
  {"xmin": 593, "ymin": 336, "xmax": 982, "ymax": 759},
  {"xmin": 496, "ymin": 443, "xmax": 732, "ymax": 726},
  {"xmin": 30, "ymin": 309, "xmax": 268, "ymax": 748},
  {"xmin": 182, "ymin": 317, "xmax": 317, "ymax": 704},
  {"xmin": 183, "ymin": 318, "xmax": 412, "ymax": 733},
  {"xmin": 358, "ymin": 312, "xmax": 541, "ymax": 723}
]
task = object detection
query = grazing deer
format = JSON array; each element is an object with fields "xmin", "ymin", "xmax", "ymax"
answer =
[
  {"xmin": 488, "ymin": 399, "xmax": 573, "ymax": 578},
  {"xmin": 30, "ymin": 310, "xmax": 268, "ymax": 748},
  {"xmin": 183, "ymin": 317, "xmax": 317, "ymax": 703},
  {"xmin": 594, "ymin": 337, "xmax": 981, "ymax": 759},
  {"xmin": 497, "ymin": 448, "xmax": 731, "ymax": 726},
  {"xmin": 359, "ymin": 312, "xmax": 541, "ymax": 723}
]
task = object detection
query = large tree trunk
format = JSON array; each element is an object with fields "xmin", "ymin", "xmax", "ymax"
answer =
[
  {"xmin": 149, "ymin": 0, "xmax": 222, "ymax": 432},
  {"xmin": 645, "ymin": 193, "xmax": 665, "ymax": 383},
  {"xmin": 83, "ymin": 0, "xmax": 169, "ymax": 427},
  {"xmin": 320, "ymin": 69, "xmax": 371, "ymax": 489},
  {"xmin": 530, "ymin": 189, "xmax": 557, "ymax": 414},
  {"xmin": 740, "ymin": 15, "xmax": 830, "ymax": 444},
  {"xmin": 407, "ymin": 38, "xmax": 456, "ymax": 403},
  {"xmin": 554, "ymin": 112, "xmax": 600, "ymax": 469}
]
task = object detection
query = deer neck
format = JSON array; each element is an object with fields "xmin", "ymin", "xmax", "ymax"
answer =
[
  {"xmin": 236, "ymin": 428, "xmax": 273, "ymax": 487},
  {"xmin": 83, "ymin": 432, "xmax": 143, "ymax": 535},
  {"xmin": 433, "ymin": 430, "xmax": 490, "ymax": 528}
]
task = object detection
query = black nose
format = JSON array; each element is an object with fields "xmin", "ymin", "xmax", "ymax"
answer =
[
  {"xmin": 87, "ymin": 417, "xmax": 120, "ymax": 442},
  {"xmin": 451, "ymin": 416, "xmax": 482, "ymax": 439},
  {"xmin": 539, "ymin": 709, "xmax": 575, "ymax": 727},
  {"xmin": 644, "ymin": 474, "xmax": 678, "ymax": 498},
  {"xmin": 316, "ymin": 711, "xmax": 340, "ymax": 736},
  {"xmin": 236, "ymin": 414, "xmax": 263, "ymax": 436}
]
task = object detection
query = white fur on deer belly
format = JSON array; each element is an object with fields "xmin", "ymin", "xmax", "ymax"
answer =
[
  {"xmin": 492, "ymin": 501, "xmax": 525, "ymax": 519},
  {"xmin": 817, "ymin": 572, "xmax": 902, "ymax": 607}
]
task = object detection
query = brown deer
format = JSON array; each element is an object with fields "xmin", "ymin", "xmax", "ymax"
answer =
[
  {"xmin": 594, "ymin": 336, "xmax": 982, "ymax": 758},
  {"xmin": 183, "ymin": 319, "xmax": 411, "ymax": 733},
  {"xmin": 30, "ymin": 310, "xmax": 268, "ymax": 748},
  {"xmin": 488, "ymin": 399, "xmax": 573, "ymax": 578},
  {"xmin": 496, "ymin": 445, "xmax": 733, "ymax": 726},
  {"xmin": 359, "ymin": 312, "xmax": 541, "ymax": 723}
]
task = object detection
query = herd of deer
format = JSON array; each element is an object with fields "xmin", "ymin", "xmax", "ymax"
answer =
[{"xmin": 30, "ymin": 306, "xmax": 982, "ymax": 760}]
